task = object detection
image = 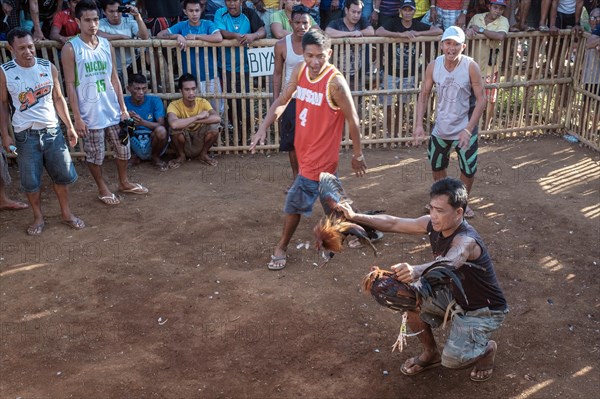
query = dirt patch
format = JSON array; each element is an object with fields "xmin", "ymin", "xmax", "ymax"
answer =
[{"xmin": 1, "ymin": 136, "xmax": 599, "ymax": 398}]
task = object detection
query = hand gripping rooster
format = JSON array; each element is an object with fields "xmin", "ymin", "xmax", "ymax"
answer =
[{"xmin": 314, "ymin": 172, "xmax": 384, "ymax": 265}]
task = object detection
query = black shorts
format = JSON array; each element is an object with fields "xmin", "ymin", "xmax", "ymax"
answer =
[
  {"xmin": 555, "ymin": 12, "xmax": 576, "ymax": 29},
  {"xmin": 428, "ymin": 133, "xmax": 479, "ymax": 178},
  {"xmin": 279, "ymin": 99, "xmax": 296, "ymax": 152}
]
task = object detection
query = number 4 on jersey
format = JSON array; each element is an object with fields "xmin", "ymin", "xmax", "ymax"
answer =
[{"xmin": 298, "ymin": 107, "xmax": 308, "ymax": 127}]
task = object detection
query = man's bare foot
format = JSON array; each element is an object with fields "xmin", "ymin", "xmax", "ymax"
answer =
[
  {"xmin": 470, "ymin": 340, "xmax": 497, "ymax": 382},
  {"xmin": 168, "ymin": 157, "xmax": 186, "ymax": 169},
  {"xmin": 0, "ymin": 199, "xmax": 28, "ymax": 211},
  {"xmin": 400, "ymin": 352, "xmax": 442, "ymax": 376},
  {"xmin": 198, "ymin": 156, "xmax": 217, "ymax": 167}
]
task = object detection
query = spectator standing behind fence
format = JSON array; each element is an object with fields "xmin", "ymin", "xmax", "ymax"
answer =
[
  {"xmin": 249, "ymin": 30, "xmax": 367, "ymax": 270},
  {"xmin": 125, "ymin": 73, "xmax": 169, "ymax": 170},
  {"xmin": 423, "ymin": 0, "xmax": 470, "ymax": 30},
  {"xmin": 0, "ymin": 1, "xmax": 21, "ymax": 41},
  {"xmin": 157, "ymin": 0, "xmax": 224, "ymax": 113},
  {"xmin": 26, "ymin": 0, "xmax": 62, "ymax": 41},
  {"xmin": 50, "ymin": 0, "xmax": 81, "ymax": 47},
  {"xmin": 136, "ymin": 0, "xmax": 182, "ymax": 36},
  {"xmin": 246, "ymin": 0, "xmax": 276, "ymax": 38},
  {"xmin": 466, "ymin": 0, "xmax": 508, "ymax": 130},
  {"xmin": 98, "ymin": 0, "xmax": 149, "ymax": 78},
  {"xmin": 0, "ymin": 28, "xmax": 84, "ymax": 235},
  {"xmin": 215, "ymin": 0, "xmax": 266, "ymax": 137},
  {"xmin": 166, "ymin": 73, "xmax": 222, "ymax": 168},
  {"xmin": 549, "ymin": 0, "xmax": 584, "ymax": 35},
  {"xmin": 517, "ymin": 0, "xmax": 552, "ymax": 31},
  {"xmin": 583, "ymin": 8, "xmax": 599, "ymax": 95},
  {"xmin": 414, "ymin": 26, "xmax": 486, "ymax": 219},
  {"xmin": 62, "ymin": 0, "xmax": 148, "ymax": 206},
  {"xmin": 371, "ymin": 0, "xmax": 403, "ymax": 28},
  {"xmin": 319, "ymin": 0, "xmax": 344, "ymax": 29},
  {"xmin": 325, "ymin": 0, "xmax": 375, "ymax": 86},
  {"xmin": 271, "ymin": 0, "xmax": 317, "ymax": 39},
  {"xmin": 414, "ymin": 0, "xmax": 430, "ymax": 21},
  {"xmin": 273, "ymin": 4, "xmax": 312, "ymax": 189},
  {"xmin": 377, "ymin": 0, "xmax": 441, "ymax": 135}
]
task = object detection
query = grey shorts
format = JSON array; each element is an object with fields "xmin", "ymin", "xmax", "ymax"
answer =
[{"xmin": 420, "ymin": 287, "xmax": 507, "ymax": 369}]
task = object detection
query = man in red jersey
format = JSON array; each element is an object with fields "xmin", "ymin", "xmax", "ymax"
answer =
[{"xmin": 250, "ymin": 30, "xmax": 367, "ymax": 270}]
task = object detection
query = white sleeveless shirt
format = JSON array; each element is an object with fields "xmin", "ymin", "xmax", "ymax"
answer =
[
  {"xmin": 284, "ymin": 34, "xmax": 304, "ymax": 86},
  {"xmin": 69, "ymin": 35, "xmax": 121, "ymax": 129},
  {"xmin": 1, "ymin": 58, "xmax": 59, "ymax": 132},
  {"xmin": 432, "ymin": 55, "xmax": 475, "ymax": 140}
]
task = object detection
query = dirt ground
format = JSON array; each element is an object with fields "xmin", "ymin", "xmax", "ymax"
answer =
[{"xmin": 0, "ymin": 135, "xmax": 598, "ymax": 398}]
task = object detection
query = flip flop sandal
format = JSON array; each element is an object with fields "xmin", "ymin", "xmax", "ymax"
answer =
[
  {"xmin": 267, "ymin": 254, "xmax": 287, "ymax": 270},
  {"xmin": 400, "ymin": 356, "xmax": 442, "ymax": 376},
  {"xmin": 27, "ymin": 223, "xmax": 45, "ymax": 236},
  {"xmin": 62, "ymin": 217, "xmax": 85, "ymax": 230},
  {"xmin": 470, "ymin": 365, "xmax": 494, "ymax": 382},
  {"xmin": 98, "ymin": 193, "xmax": 121, "ymax": 205}
]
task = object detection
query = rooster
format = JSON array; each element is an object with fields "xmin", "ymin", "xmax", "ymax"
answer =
[{"xmin": 314, "ymin": 172, "xmax": 384, "ymax": 265}]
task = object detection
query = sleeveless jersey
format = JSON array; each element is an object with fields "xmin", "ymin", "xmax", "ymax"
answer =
[
  {"xmin": 69, "ymin": 35, "xmax": 121, "ymax": 129},
  {"xmin": 295, "ymin": 64, "xmax": 345, "ymax": 181},
  {"xmin": 431, "ymin": 55, "xmax": 475, "ymax": 140},
  {"xmin": 284, "ymin": 34, "xmax": 304, "ymax": 86},
  {"xmin": 428, "ymin": 220, "xmax": 507, "ymax": 312},
  {"xmin": 1, "ymin": 58, "xmax": 59, "ymax": 132}
]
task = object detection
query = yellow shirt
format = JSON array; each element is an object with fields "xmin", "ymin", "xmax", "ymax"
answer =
[
  {"xmin": 167, "ymin": 98, "xmax": 213, "ymax": 132},
  {"xmin": 415, "ymin": 0, "xmax": 430, "ymax": 19},
  {"xmin": 264, "ymin": 0, "xmax": 280, "ymax": 8},
  {"xmin": 467, "ymin": 13, "xmax": 509, "ymax": 76}
]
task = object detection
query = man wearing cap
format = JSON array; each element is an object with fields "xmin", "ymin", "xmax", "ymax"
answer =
[
  {"xmin": 414, "ymin": 26, "xmax": 486, "ymax": 219},
  {"xmin": 376, "ymin": 0, "xmax": 442, "ymax": 134},
  {"xmin": 466, "ymin": 0, "xmax": 509, "ymax": 129}
]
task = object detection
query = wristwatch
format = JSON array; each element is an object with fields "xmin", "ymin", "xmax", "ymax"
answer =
[
  {"xmin": 373, "ymin": 8, "xmax": 380, "ymax": 13},
  {"xmin": 461, "ymin": 9, "xmax": 468, "ymax": 15},
  {"xmin": 478, "ymin": 27, "xmax": 485, "ymax": 34}
]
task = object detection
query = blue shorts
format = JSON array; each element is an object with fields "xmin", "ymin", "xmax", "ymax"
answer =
[
  {"xmin": 13, "ymin": 126, "xmax": 77, "ymax": 192},
  {"xmin": 283, "ymin": 175, "xmax": 320, "ymax": 217}
]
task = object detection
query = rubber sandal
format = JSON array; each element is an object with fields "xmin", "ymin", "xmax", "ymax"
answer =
[
  {"xmin": 267, "ymin": 254, "xmax": 287, "ymax": 270},
  {"xmin": 400, "ymin": 356, "xmax": 442, "ymax": 376}
]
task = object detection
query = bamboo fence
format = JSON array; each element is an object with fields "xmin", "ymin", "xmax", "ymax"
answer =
[{"xmin": 0, "ymin": 30, "xmax": 598, "ymax": 158}]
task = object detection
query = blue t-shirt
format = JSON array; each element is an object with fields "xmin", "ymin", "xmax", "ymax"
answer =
[
  {"xmin": 124, "ymin": 95, "xmax": 165, "ymax": 134},
  {"xmin": 594, "ymin": 25, "xmax": 600, "ymax": 36},
  {"xmin": 168, "ymin": 20, "xmax": 220, "ymax": 80},
  {"xmin": 214, "ymin": 8, "xmax": 264, "ymax": 72}
]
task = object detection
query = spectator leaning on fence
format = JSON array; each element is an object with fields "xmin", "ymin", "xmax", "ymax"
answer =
[
  {"xmin": 517, "ymin": 0, "xmax": 553, "ymax": 31},
  {"xmin": 376, "ymin": 0, "xmax": 442, "ymax": 135},
  {"xmin": 136, "ymin": 0, "xmax": 183, "ymax": 36},
  {"xmin": 424, "ymin": 0, "xmax": 470, "ymax": 30},
  {"xmin": 215, "ymin": 0, "xmax": 266, "ymax": 136},
  {"xmin": 549, "ymin": 0, "xmax": 584, "ymax": 35},
  {"xmin": 245, "ymin": 0, "xmax": 276, "ymax": 38},
  {"xmin": 98, "ymin": 0, "xmax": 149, "ymax": 77},
  {"xmin": 414, "ymin": 26, "xmax": 486, "ymax": 219},
  {"xmin": 166, "ymin": 73, "xmax": 222, "ymax": 168},
  {"xmin": 50, "ymin": 0, "xmax": 81, "ymax": 47},
  {"xmin": 157, "ymin": 0, "xmax": 224, "ymax": 113},
  {"xmin": 466, "ymin": 0, "xmax": 509, "ymax": 130},
  {"xmin": 325, "ymin": 0, "xmax": 375, "ymax": 87},
  {"xmin": 27, "ymin": 0, "xmax": 62, "ymax": 41},
  {"xmin": 271, "ymin": 0, "xmax": 318, "ymax": 39},
  {"xmin": 0, "ymin": 27, "xmax": 84, "ymax": 235},
  {"xmin": 583, "ymin": 7, "xmax": 600, "ymax": 96},
  {"xmin": 62, "ymin": 0, "xmax": 148, "ymax": 206},
  {"xmin": 319, "ymin": 0, "xmax": 344, "ymax": 29},
  {"xmin": 0, "ymin": 0, "xmax": 21, "ymax": 41},
  {"xmin": 371, "ymin": 0, "xmax": 403, "ymax": 28},
  {"xmin": 125, "ymin": 73, "xmax": 169, "ymax": 171}
]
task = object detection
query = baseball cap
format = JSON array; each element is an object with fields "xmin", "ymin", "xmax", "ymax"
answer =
[
  {"xmin": 489, "ymin": 0, "xmax": 508, "ymax": 6},
  {"xmin": 441, "ymin": 26, "xmax": 465, "ymax": 44},
  {"xmin": 400, "ymin": 0, "xmax": 416, "ymax": 9}
]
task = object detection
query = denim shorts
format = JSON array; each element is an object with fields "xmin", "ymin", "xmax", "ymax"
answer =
[
  {"xmin": 283, "ymin": 175, "xmax": 320, "ymax": 217},
  {"xmin": 13, "ymin": 126, "xmax": 78, "ymax": 192},
  {"xmin": 419, "ymin": 287, "xmax": 507, "ymax": 369}
]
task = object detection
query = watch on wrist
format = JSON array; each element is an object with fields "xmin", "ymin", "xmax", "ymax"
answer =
[
  {"xmin": 461, "ymin": 9, "xmax": 467, "ymax": 15},
  {"xmin": 373, "ymin": 8, "xmax": 380, "ymax": 13},
  {"xmin": 478, "ymin": 27, "xmax": 485, "ymax": 34},
  {"xmin": 353, "ymin": 154, "xmax": 365, "ymax": 162}
]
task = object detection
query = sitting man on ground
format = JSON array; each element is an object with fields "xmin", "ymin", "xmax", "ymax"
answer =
[
  {"xmin": 167, "ymin": 73, "xmax": 221, "ymax": 168},
  {"xmin": 98, "ymin": 0, "xmax": 150, "ymax": 77},
  {"xmin": 338, "ymin": 177, "xmax": 508, "ymax": 382},
  {"xmin": 125, "ymin": 73, "xmax": 169, "ymax": 170}
]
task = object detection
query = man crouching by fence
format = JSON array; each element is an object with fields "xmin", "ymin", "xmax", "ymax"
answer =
[
  {"xmin": 338, "ymin": 177, "xmax": 508, "ymax": 382},
  {"xmin": 166, "ymin": 73, "xmax": 221, "ymax": 169}
]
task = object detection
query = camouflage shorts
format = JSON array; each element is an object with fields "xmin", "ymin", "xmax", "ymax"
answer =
[{"xmin": 419, "ymin": 287, "xmax": 507, "ymax": 369}]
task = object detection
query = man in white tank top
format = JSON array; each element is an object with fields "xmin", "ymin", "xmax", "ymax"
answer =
[
  {"xmin": 61, "ymin": 0, "xmax": 147, "ymax": 206},
  {"xmin": 272, "ymin": 5, "xmax": 312, "ymax": 190},
  {"xmin": 414, "ymin": 26, "xmax": 486, "ymax": 218},
  {"xmin": 0, "ymin": 28, "xmax": 84, "ymax": 235}
]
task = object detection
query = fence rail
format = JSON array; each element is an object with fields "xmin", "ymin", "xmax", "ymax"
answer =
[{"xmin": 1, "ymin": 30, "xmax": 598, "ymax": 156}]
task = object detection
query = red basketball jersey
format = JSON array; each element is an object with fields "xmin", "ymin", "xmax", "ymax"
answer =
[{"xmin": 294, "ymin": 64, "xmax": 345, "ymax": 181}]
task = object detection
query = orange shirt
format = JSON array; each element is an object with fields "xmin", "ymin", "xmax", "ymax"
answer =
[{"xmin": 294, "ymin": 64, "xmax": 345, "ymax": 181}]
